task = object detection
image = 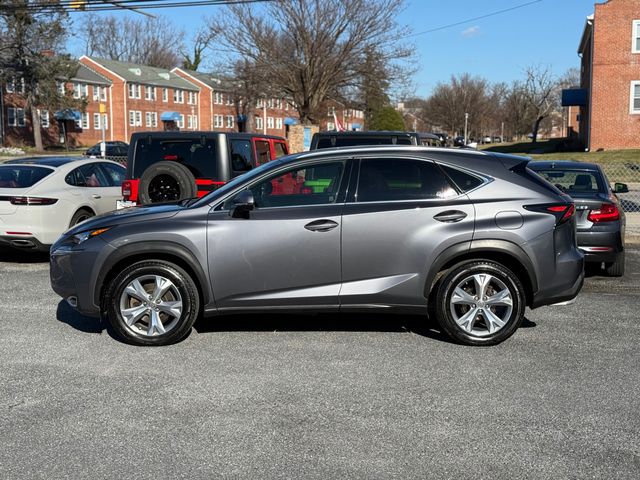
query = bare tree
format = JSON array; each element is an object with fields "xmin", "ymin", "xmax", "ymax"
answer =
[
  {"xmin": 79, "ymin": 14, "xmax": 184, "ymax": 69},
  {"xmin": 181, "ymin": 28, "xmax": 216, "ymax": 71},
  {"xmin": 210, "ymin": 0, "xmax": 412, "ymax": 125},
  {"xmin": 0, "ymin": 0, "xmax": 82, "ymax": 151},
  {"xmin": 523, "ymin": 65, "xmax": 558, "ymax": 143}
]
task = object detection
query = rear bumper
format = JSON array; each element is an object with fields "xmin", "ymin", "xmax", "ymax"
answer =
[
  {"xmin": 531, "ymin": 248, "xmax": 585, "ymax": 309},
  {"xmin": 0, "ymin": 235, "xmax": 49, "ymax": 252},
  {"xmin": 577, "ymin": 229, "xmax": 623, "ymax": 263}
]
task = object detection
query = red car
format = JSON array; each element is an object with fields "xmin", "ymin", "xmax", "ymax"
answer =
[{"xmin": 121, "ymin": 132, "xmax": 289, "ymax": 205}]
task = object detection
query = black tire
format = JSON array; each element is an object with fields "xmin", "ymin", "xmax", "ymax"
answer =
[
  {"xmin": 138, "ymin": 162, "xmax": 197, "ymax": 204},
  {"xmin": 605, "ymin": 251, "xmax": 625, "ymax": 277},
  {"xmin": 103, "ymin": 260, "xmax": 200, "ymax": 346},
  {"xmin": 69, "ymin": 208, "xmax": 94, "ymax": 228},
  {"xmin": 431, "ymin": 260, "xmax": 526, "ymax": 346}
]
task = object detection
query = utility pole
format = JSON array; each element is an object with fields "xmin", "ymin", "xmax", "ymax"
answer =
[
  {"xmin": 501, "ymin": 121, "xmax": 504, "ymax": 143},
  {"xmin": 464, "ymin": 113, "xmax": 469, "ymax": 145},
  {"xmin": 263, "ymin": 99, "xmax": 267, "ymax": 135}
]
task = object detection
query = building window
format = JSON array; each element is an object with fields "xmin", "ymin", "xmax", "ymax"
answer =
[
  {"xmin": 77, "ymin": 112, "xmax": 90, "ymax": 129},
  {"xmin": 162, "ymin": 88, "xmax": 168, "ymax": 102},
  {"xmin": 39, "ymin": 110, "xmax": 49, "ymax": 128},
  {"xmin": 57, "ymin": 81, "xmax": 66, "ymax": 95},
  {"xmin": 275, "ymin": 98, "xmax": 282, "ymax": 109},
  {"xmin": 255, "ymin": 116, "xmax": 263, "ymax": 130},
  {"xmin": 128, "ymin": 83, "xmax": 141, "ymax": 99},
  {"xmin": 631, "ymin": 81, "xmax": 640, "ymax": 114},
  {"xmin": 187, "ymin": 91, "xmax": 198, "ymax": 105},
  {"xmin": 267, "ymin": 116, "xmax": 274, "ymax": 129},
  {"xmin": 256, "ymin": 98, "xmax": 264, "ymax": 108},
  {"xmin": 144, "ymin": 86, "xmax": 156, "ymax": 101},
  {"xmin": 214, "ymin": 92, "xmax": 223, "ymax": 105},
  {"xmin": 226, "ymin": 115, "xmax": 234, "ymax": 128},
  {"xmin": 226, "ymin": 95, "xmax": 233, "ymax": 106},
  {"xmin": 7, "ymin": 107, "xmax": 25, "ymax": 127},
  {"xmin": 188, "ymin": 115, "xmax": 197, "ymax": 129},
  {"xmin": 174, "ymin": 89, "xmax": 184, "ymax": 103},
  {"xmin": 275, "ymin": 118, "xmax": 283, "ymax": 129},
  {"xmin": 93, "ymin": 85, "xmax": 107, "ymax": 101},
  {"xmin": 94, "ymin": 113, "xmax": 101, "ymax": 130},
  {"xmin": 177, "ymin": 114, "xmax": 185, "ymax": 129},
  {"xmin": 633, "ymin": 20, "xmax": 640, "ymax": 53},
  {"xmin": 6, "ymin": 78, "xmax": 15, "ymax": 94},
  {"xmin": 327, "ymin": 121, "xmax": 335, "ymax": 131},
  {"xmin": 129, "ymin": 110, "xmax": 142, "ymax": 127},
  {"xmin": 214, "ymin": 114, "xmax": 224, "ymax": 128},
  {"xmin": 73, "ymin": 82, "xmax": 88, "ymax": 99}
]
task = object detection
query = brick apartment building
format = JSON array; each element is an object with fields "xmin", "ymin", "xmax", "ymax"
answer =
[
  {"xmin": 318, "ymin": 99, "xmax": 364, "ymax": 131},
  {"xmin": 565, "ymin": 0, "xmax": 640, "ymax": 150},
  {"xmin": 1, "ymin": 57, "xmax": 297, "ymax": 149}
]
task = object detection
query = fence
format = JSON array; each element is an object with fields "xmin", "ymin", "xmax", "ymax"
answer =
[{"xmin": 601, "ymin": 162, "xmax": 640, "ymax": 235}]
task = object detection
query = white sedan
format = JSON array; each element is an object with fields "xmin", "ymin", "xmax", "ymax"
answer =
[{"xmin": 0, "ymin": 157, "xmax": 125, "ymax": 251}]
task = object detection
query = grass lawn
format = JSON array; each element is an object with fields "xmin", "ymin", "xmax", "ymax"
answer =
[{"xmin": 479, "ymin": 139, "xmax": 640, "ymax": 165}]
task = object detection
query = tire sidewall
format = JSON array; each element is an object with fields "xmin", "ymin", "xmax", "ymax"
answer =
[
  {"xmin": 436, "ymin": 261, "xmax": 525, "ymax": 346},
  {"xmin": 104, "ymin": 261, "xmax": 199, "ymax": 346},
  {"xmin": 138, "ymin": 162, "xmax": 197, "ymax": 204}
]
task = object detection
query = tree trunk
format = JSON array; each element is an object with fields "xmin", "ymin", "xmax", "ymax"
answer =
[
  {"xmin": 30, "ymin": 107, "xmax": 44, "ymax": 152},
  {"xmin": 531, "ymin": 116, "xmax": 544, "ymax": 144}
]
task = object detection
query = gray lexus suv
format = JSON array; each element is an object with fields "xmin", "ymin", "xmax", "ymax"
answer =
[{"xmin": 50, "ymin": 146, "xmax": 584, "ymax": 346}]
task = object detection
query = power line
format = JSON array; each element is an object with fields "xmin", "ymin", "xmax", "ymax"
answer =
[
  {"xmin": 406, "ymin": 0, "xmax": 544, "ymax": 38},
  {"xmin": 0, "ymin": 0, "xmax": 273, "ymax": 14}
]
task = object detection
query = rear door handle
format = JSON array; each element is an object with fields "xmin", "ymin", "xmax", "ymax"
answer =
[
  {"xmin": 304, "ymin": 219, "xmax": 339, "ymax": 232},
  {"xmin": 434, "ymin": 210, "xmax": 467, "ymax": 223},
  {"xmin": 92, "ymin": 194, "xmax": 102, "ymax": 199}
]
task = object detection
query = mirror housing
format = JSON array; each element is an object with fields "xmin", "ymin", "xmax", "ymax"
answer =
[
  {"xmin": 229, "ymin": 190, "xmax": 255, "ymax": 219},
  {"xmin": 614, "ymin": 182, "xmax": 629, "ymax": 194}
]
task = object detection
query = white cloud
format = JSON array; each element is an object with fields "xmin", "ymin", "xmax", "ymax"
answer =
[{"xmin": 461, "ymin": 26, "xmax": 481, "ymax": 38}]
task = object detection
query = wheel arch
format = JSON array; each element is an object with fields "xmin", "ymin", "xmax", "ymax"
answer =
[
  {"xmin": 95, "ymin": 241, "xmax": 211, "ymax": 311},
  {"xmin": 426, "ymin": 240, "xmax": 538, "ymax": 306}
]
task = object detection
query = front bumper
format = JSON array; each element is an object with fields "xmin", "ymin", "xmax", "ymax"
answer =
[{"xmin": 50, "ymin": 237, "xmax": 116, "ymax": 317}]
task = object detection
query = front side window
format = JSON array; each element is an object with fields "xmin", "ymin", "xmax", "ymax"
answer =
[
  {"xmin": 631, "ymin": 81, "xmax": 640, "ymax": 114},
  {"xmin": 240, "ymin": 161, "xmax": 345, "ymax": 209},
  {"xmin": 356, "ymin": 158, "xmax": 457, "ymax": 202}
]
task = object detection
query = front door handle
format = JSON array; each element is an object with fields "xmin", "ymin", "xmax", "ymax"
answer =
[
  {"xmin": 434, "ymin": 210, "xmax": 467, "ymax": 223},
  {"xmin": 304, "ymin": 219, "xmax": 339, "ymax": 232},
  {"xmin": 92, "ymin": 194, "xmax": 102, "ymax": 199}
]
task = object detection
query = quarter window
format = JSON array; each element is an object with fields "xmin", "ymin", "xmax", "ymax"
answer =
[
  {"xmin": 440, "ymin": 165, "xmax": 483, "ymax": 192},
  {"xmin": 356, "ymin": 158, "xmax": 457, "ymax": 202},
  {"xmin": 243, "ymin": 162, "xmax": 345, "ymax": 209}
]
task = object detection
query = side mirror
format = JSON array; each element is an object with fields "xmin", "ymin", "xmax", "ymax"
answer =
[
  {"xmin": 229, "ymin": 190, "xmax": 255, "ymax": 219},
  {"xmin": 614, "ymin": 182, "xmax": 629, "ymax": 194}
]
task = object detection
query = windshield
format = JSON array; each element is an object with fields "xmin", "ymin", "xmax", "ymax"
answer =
[
  {"xmin": 190, "ymin": 157, "xmax": 288, "ymax": 207},
  {"xmin": 0, "ymin": 165, "xmax": 54, "ymax": 188},
  {"xmin": 531, "ymin": 168, "xmax": 606, "ymax": 195}
]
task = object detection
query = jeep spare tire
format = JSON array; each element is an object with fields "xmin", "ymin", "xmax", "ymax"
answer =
[{"xmin": 138, "ymin": 161, "xmax": 197, "ymax": 204}]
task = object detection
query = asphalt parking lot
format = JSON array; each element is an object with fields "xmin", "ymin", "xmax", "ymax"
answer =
[{"xmin": 0, "ymin": 249, "xmax": 639, "ymax": 479}]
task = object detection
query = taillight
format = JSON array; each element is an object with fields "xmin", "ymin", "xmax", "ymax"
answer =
[
  {"xmin": 588, "ymin": 203, "xmax": 619, "ymax": 223},
  {"xmin": 10, "ymin": 196, "xmax": 58, "ymax": 205},
  {"xmin": 122, "ymin": 180, "xmax": 132, "ymax": 199},
  {"xmin": 524, "ymin": 203, "xmax": 575, "ymax": 226}
]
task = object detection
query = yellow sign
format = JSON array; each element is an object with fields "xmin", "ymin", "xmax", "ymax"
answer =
[
  {"xmin": 69, "ymin": 0, "xmax": 86, "ymax": 10},
  {"xmin": 99, "ymin": 104, "xmax": 106, "ymax": 113}
]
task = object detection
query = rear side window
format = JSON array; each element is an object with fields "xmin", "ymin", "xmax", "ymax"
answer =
[
  {"xmin": 357, "ymin": 158, "xmax": 457, "ymax": 202},
  {"xmin": 66, "ymin": 163, "xmax": 110, "ymax": 187},
  {"xmin": 440, "ymin": 165, "xmax": 484, "ymax": 192},
  {"xmin": 133, "ymin": 139, "xmax": 216, "ymax": 178},
  {"xmin": 255, "ymin": 140, "xmax": 270, "ymax": 165},
  {"xmin": 0, "ymin": 166, "xmax": 53, "ymax": 188},
  {"xmin": 100, "ymin": 163, "xmax": 126, "ymax": 187},
  {"xmin": 273, "ymin": 141, "xmax": 288, "ymax": 158},
  {"xmin": 230, "ymin": 139, "xmax": 253, "ymax": 172}
]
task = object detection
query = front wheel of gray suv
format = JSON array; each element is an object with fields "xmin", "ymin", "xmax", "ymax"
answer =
[
  {"xmin": 432, "ymin": 260, "xmax": 526, "ymax": 346},
  {"xmin": 103, "ymin": 260, "xmax": 200, "ymax": 346}
]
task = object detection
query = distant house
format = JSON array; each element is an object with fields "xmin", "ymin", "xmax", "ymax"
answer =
[{"xmin": 566, "ymin": 0, "xmax": 640, "ymax": 150}]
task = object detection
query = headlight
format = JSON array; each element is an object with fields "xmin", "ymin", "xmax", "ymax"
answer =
[{"xmin": 72, "ymin": 227, "xmax": 111, "ymax": 245}]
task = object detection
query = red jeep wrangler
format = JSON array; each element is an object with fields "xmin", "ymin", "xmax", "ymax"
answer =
[{"xmin": 121, "ymin": 132, "xmax": 289, "ymax": 205}]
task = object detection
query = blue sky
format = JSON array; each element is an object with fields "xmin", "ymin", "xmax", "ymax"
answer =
[{"xmin": 67, "ymin": 0, "xmax": 597, "ymax": 97}]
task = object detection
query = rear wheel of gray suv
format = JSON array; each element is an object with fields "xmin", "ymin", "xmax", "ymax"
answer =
[
  {"xmin": 432, "ymin": 260, "xmax": 525, "ymax": 346},
  {"xmin": 103, "ymin": 260, "xmax": 200, "ymax": 346}
]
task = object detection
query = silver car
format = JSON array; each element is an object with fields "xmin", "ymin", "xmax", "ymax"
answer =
[{"xmin": 51, "ymin": 146, "xmax": 584, "ymax": 346}]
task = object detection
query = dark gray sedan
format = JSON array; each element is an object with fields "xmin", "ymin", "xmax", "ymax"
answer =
[{"xmin": 529, "ymin": 161, "xmax": 626, "ymax": 276}]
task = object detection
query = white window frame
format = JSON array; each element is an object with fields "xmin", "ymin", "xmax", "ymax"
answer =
[
  {"xmin": 145, "ymin": 85, "xmax": 156, "ymax": 101},
  {"xmin": 255, "ymin": 116, "xmax": 263, "ymax": 130},
  {"xmin": 214, "ymin": 114, "xmax": 224, "ymax": 128},
  {"xmin": 73, "ymin": 82, "xmax": 88, "ymax": 99},
  {"xmin": 226, "ymin": 95, "xmax": 233, "ymax": 106},
  {"xmin": 145, "ymin": 111, "xmax": 153, "ymax": 127},
  {"xmin": 94, "ymin": 113, "xmax": 101, "ymax": 130},
  {"xmin": 630, "ymin": 81, "xmax": 640, "ymax": 114},
  {"xmin": 226, "ymin": 115, "xmax": 234, "ymax": 128},
  {"xmin": 633, "ymin": 20, "xmax": 640, "ymax": 53},
  {"xmin": 6, "ymin": 78, "xmax": 15, "ymax": 94},
  {"xmin": 81, "ymin": 112, "xmax": 90, "ymax": 129},
  {"xmin": 7, "ymin": 107, "xmax": 16, "ymax": 127},
  {"xmin": 57, "ymin": 82, "xmax": 66, "ymax": 95},
  {"xmin": 39, "ymin": 110, "xmax": 50, "ymax": 128},
  {"xmin": 267, "ymin": 116, "xmax": 274, "ymax": 129},
  {"xmin": 276, "ymin": 118, "xmax": 283, "ymax": 129},
  {"xmin": 177, "ymin": 114, "xmax": 185, "ymax": 129},
  {"xmin": 162, "ymin": 88, "xmax": 168, "ymax": 102},
  {"xmin": 129, "ymin": 110, "xmax": 142, "ymax": 127},
  {"xmin": 128, "ymin": 83, "xmax": 141, "ymax": 99},
  {"xmin": 256, "ymin": 98, "xmax": 264, "ymax": 108},
  {"xmin": 214, "ymin": 92, "xmax": 223, "ymax": 105},
  {"xmin": 174, "ymin": 89, "xmax": 184, "ymax": 103}
]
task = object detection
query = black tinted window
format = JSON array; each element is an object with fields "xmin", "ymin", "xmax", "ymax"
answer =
[
  {"xmin": 316, "ymin": 136, "xmax": 415, "ymax": 149},
  {"xmin": 0, "ymin": 166, "xmax": 53, "ymax": 188},
  {"xmin": 357, "ymin": 159, "xmax": 456, "ymax": 202},
  {"xmin": 67, "ymin": 163, "xmax": 110, "ymax": 187},
  {"xmin": 100, "ymin": 163, "xmax": 126, "ymax": 186},
  {"xmin": 133, "ymin": 139, "xmax": 216, "ymax": 179},
  {"xmin": 440, "ymin": 165, "xmax": 483, "ymax": 192},
  {"xmin": 230, "ymin": 139, "xmax": 253, "ymax": 172}
]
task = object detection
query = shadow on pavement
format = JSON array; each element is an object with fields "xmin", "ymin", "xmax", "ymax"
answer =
[
  {"xmin": 56, "ymin": 301, "xmax": 104, "ymax": 334},
  {"xmin": 0, "ymin": 247, "xmax": 49, "ymax": 264}
]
